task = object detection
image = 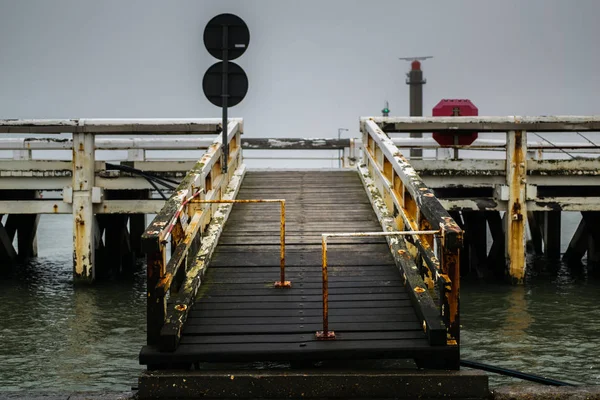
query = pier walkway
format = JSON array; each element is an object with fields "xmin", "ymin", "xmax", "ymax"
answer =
[{"xmin": 140, "ymin": 169, "xmax": 457, "ymax": 367}]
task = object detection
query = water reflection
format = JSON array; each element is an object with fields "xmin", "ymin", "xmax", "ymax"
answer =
[
  {"xmin": 461, "ymin": 257, "xmax": 600, "ymax": 386},
  {"xmin": 502, "ymin": 286, "xmax": 534, "ymax": 356},
  {"xmin": 0, "ymin": 244, "xmax": 146, "ymax": 392}
]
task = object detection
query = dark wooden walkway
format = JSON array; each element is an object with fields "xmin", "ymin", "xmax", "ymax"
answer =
[{"xmin": 140, "ymin": 170, "xmax": 456, "ymax": 366}]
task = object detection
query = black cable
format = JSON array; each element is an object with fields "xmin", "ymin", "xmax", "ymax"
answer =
[
  {"xmin": 144, "ymin": 176, "xmax": 168, "ymax": 200},
  {"xmin": 107, "ymin": 163, "xmax": 178, "ymax": 188},
  {"xmin": 576, "ymin": 131, "xmax": 600, "ymax": 148},
  {"xmin": 460, "ymin": 359, "xmax": 577, "ymax": 387},
  {"xmin": 532, "ymin": 133, "xmax": 575, "ymax": 159},
  {"xmin": 112, "ymin": 163, "xmax": 179, "ymax": 185},
  {"xmin": 105, "ymin": 163, "xmax": 178, "ymax": 190}
]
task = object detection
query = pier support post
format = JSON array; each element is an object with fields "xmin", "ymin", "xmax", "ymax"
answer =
[
  {"xmin": 542, "ymin": 211, "xmax": 561, "ymax": 259},
  {"xmin": 72, "ymin": 132, "xmax": 96, "ymax": 283},
  {"xmin": 463, "ymin": 211, "xmax": 488, "ymax": 279},
  {"xmin": 130, "ymin": 214, "xmax": 146, "ymax": 256},
  {"xmin": 526, "ymin": 211, "xmax": 543, "ymax": 255},
  {"xmin": 505, "ymin": 130, "xmax": 527, "ymax": 284},
  {"xmin": 130, "ymin": 189, "xmax": 150, "ymax": 256},
  {"xmin": 582, "ymin": 212, "xmax": 600, "ymax": 267},
  {"xmin": 563, "ymin": 215, "xmax": 588, "ymax": 266},
  {"xmin": 485, "ymin": 211, "xmax": 505, "ymax": 278},
  {"xmin": 0, "ymin": 216, "xmax": 17, "ymax": 271},
  {"xmin": 14, "ymin": 214, "xmax": 40, "ymax": 259}
]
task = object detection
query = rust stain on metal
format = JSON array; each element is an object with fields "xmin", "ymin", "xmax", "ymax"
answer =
[
  {"xmin": 414, "ymin": 287, "xmax": 426, "ymax": 293},
  {"xmin": 174, "ymin": 304, "xmax": 187, "ymax": 312},
  {"xmin": 157, "ymin": 273, "xmax": 173, "ymax": 291},
  {"xmin": 317, "ymin": 234, "xmax": 334, "ymax": 339},
  {"xmin": 274, "ymin": 199, "xmax": 290, "ymax": 288},
  {"xmin": 192, "ymin": 199, "xmax": 289, "ymax": 288}
]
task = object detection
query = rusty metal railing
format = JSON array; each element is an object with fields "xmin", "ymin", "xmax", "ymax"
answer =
[
  {"xmin": 316, "ymin": 230, "xmax": 440, "ymax": 340},
  {"xmin": 359, "ymin": 118, "xmax": 463, "ymax": 349},
  {"xmin": 191, "ymin": 199, "xmax": 289, "ymax": 288}
]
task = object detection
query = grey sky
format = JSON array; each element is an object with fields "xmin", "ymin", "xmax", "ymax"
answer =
[{"xmin": 1, "ymin": 0, "xmax": 599, "ymax": 139}]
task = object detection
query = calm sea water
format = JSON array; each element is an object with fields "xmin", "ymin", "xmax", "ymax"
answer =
[{"xmin": 0, "ymin": 213, "xmax": 598, "ymax": 391}]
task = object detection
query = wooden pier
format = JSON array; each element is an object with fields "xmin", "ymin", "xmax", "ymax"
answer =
[{"xmin": 1, "ymin": 116, "xmax": 599, "ymax": 398}]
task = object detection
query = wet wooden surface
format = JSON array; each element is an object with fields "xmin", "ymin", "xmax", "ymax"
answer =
[{"xmin": 140, "ymin": 170, "xmax": 453, "ymax": 365}]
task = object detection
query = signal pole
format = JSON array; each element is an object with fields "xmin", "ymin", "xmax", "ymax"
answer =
[{"xmin": 400, "ymin": 56, "xmax": 432, "ymax": 159}]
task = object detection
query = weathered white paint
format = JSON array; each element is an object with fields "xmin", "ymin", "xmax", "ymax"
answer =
[
  {"xmin": 361, "ymin": 115, "xmax": 600, "ymax": 132},
  {"xmin": 72, "ymin": 132, "xmax": 95, "ymax": 282},
  {"xmin": 0, "ymin": 118, "xmax": 243, "ymax": 134},
  {"xmin": 179, "ymin": 164, "xmax": 246, "ymax": 297},
  {"xmin": 0, "ymin": 199, "xmax": 165, "ymax": 214},
  {"xmin": 410, "ymin": 159, "xmax": 505, "ymax": 172},
  {"xmin": 439, "ymin": 197, "xmax": 600, "ymax": 212}
]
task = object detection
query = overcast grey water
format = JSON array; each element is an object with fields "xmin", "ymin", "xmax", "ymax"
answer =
[{"xmin": 0, "ymin": 214, "xmax": 599, "ymax": 391}]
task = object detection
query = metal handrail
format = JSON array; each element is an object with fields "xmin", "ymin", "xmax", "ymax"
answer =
[
  {"xmin": 316, "ymin": 230, "xmax": 440, "ymax": 340},
  {"xmin": 190, "ymin": 199, "xmax": 289, "ymax": 288}
]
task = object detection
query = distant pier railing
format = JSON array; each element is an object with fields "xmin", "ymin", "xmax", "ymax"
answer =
[{"xmin": 0, "ymin": 118, "xmax": 240, "ymax": 282}]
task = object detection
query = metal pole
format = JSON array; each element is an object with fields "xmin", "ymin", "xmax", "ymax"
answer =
[
  {"xmin": 274, "ymin": 200, "xmax": 291, "ymax": 288},
  {"xmin": 316, "ymin": 234, "xmax": 335, "ymax": 339},
  {"xmin": 163, "ymin": 198, "xmax": 291, "ymax": 288},
  {"xmin": 337, "ymin": 128, "xmax": 348, "ymax": 168},
  {"xmin": 316, "ymin": 230, "xmax": 440, "ymax": 340},
  {"xmin": 221, "ymin": 25, "xmax": 229, "ymax": 173}
]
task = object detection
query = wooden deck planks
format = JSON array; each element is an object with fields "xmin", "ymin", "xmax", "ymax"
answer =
[{"xmin": 140, "ymin": 170, "xmax": 452, "ymax": 366}]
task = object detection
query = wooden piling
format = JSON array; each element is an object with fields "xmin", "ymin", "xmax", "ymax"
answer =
[
  {"xmin": 505, "ymin": 130, "xmax": 527, "ymax": 284},
  {"xmin": 526, "ymin": 211, "xmax": 543, "ymax": 256},
  {"xmin": 13, "ymin": 214, "xmax": 40, "ymax": 260},
  {"xmin": 0, "ymin": 215, "xmax": 17, "ymax": 271},
  {"xmin": 95, "ymin": 190, "xmax": 143, "ymax": 276},
  {"xmin": 563, "ymin": 215, "xmax": 588, "ymax": 266},
  {"xmin": 130, "ymin": 214, "xmax": 146, "ymax": 256},
  {"xmin": 463, "ymin": 211, "xmax": 488, "ymax": 279},
  {"xmin": 542, "ymin": 211, "xmax": 561, "ymax": 259},
  {"xmin": 72, "ymin": 132, "xmax": 96, "ymax": 283},
  {"xmin": 582, "ymin": 212, "xmax": 600, "ymax": 267},
  {"xmin": 129, "ymin": 189, "xmax": 150, "ymax": 256},
  {"xmin": 0, "ymin": 190, "xmax": 41, "ymax": 266},
  {"xmin": 485, "ymin": 211, "xmax": 505, "ymax": 278}
]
